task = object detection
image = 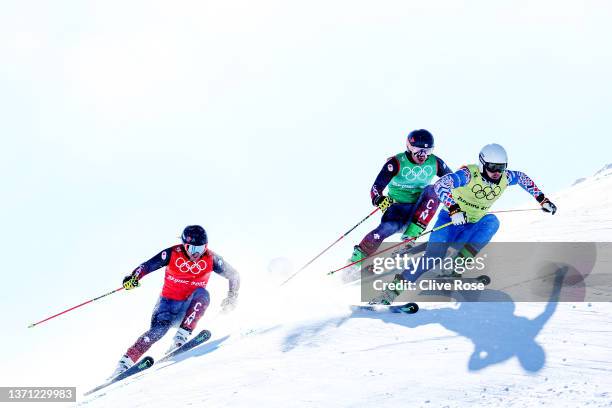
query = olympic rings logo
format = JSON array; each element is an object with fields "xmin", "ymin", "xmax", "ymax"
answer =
[
  {"xmin": 401, "ymin": 166, "xmax": 433, "ymax": 182},
  {"xmin": 175, "ymin": 257, "xmax": 208, "ymax": 274},
  {"xmin": 471, "ymin": 184, "xmax": 501, "ymax": 200}
]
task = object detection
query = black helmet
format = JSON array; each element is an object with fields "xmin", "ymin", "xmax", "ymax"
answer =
[
  {"xmin": 406, "ymin": 129, "xmax": 434, "ymax": 149},
  {"xmin": 181, "ymin": 225, "xmax": 208, "ymax": 246}
]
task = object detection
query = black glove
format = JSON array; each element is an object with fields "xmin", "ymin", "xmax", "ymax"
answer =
[
  {"xmin": 122, "ymin": 274, "xmax": 140, "ymax": 290},
  {"xmin": 538, "ymin": 195, "xmax": 557, "ymax": 215},
  {"xmin": 373, "ymin": 195, "xmax": 393, "ymax": 213}
]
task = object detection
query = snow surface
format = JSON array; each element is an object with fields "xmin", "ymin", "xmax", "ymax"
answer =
[
  {"xmin": 494, "ymin": 163, "xmax": 612, "ymax": 242},
  {"xmin": 30, "ymin": 169, "xmax": 612, "ymax": 407}
]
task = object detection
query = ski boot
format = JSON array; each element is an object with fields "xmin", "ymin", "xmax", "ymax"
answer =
[
  {"xmin": 368, "ymin": 274, "xmax": 407, "ymax": 305},
  {"xmin": 341, "ymin": 246, "xmax": 369, "ymax": 282},
  {"xmin": 350, "ymin": 245, "xmax": 367, "ymax": 264},
  {"xmin": 400, "ymin": 222, "xmax": 424, "ymax": 242},
  {"xmin": 109, "ymin": 354, "xmax": 135, "ymax": 379},
  {"xmin": 392, "ymin": 223, "xmax": 423, "ymax": 257},
  {"xmin": 166, "ymin": 327, "xmax": 191, "ymax": 354}
]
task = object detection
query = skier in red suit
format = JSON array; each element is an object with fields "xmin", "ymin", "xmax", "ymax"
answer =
[{"xmin": 110, "ymin": 225, "xmax": 240, "ymax": 378}]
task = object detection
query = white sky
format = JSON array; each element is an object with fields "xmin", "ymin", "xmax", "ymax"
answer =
[{"xmin": 1, "ymin": 0, "xmax": 611, "ymax": 387}]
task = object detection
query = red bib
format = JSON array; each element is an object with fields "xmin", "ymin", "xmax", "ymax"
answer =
[{"xmin": 161, "ymin": 246, "xmax": 214, "ymax": 300}]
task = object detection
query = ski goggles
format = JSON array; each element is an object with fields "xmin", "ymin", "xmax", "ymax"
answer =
[
  {"xmin": 483, "ymin": 162, "xmax": 507, "ymax": 173},
  {"xmin": 184, "ymin": 243, "xmax": 207, "ymax": 257},
  {"xmin": 407, "ymin": 145, "xmax": 434, "ymax": 156}
]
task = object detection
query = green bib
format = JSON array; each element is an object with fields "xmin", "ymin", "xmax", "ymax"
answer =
[
  {"xmin": 451, "ymin": 164, "xmax": 508, "ymax": 222},
  {"xmin": 387, "ymin": 153, "xmax": 437, "ymax": 203}
]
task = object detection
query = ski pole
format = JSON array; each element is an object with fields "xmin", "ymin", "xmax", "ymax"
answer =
[
  {"xmin": 28, "ymin": 287, "xmax": 124, "ymax": 328},
  {"xmin": 280, "ymin": 207, "xmax": 381, "ymax": 286},
  {"xmin": 490, "ymin": 208, "xmax": 541, "ymax": 214},
  {"xmin": 328, "ymin": 221, "xmax": 454, "ymax": 275}
]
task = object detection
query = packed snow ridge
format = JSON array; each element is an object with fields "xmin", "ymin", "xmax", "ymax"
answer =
[{"xmin": 573, "ymin": 163, "xmax": 612, "ymax": 185}]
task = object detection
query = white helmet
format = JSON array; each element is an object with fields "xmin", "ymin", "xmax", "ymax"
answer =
[{"xmin": 478, "ymin": 143, "xmax": 508, "ymax": 173}]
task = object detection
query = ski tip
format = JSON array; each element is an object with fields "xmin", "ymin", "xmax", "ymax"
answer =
[
  {"xmin": 477, "ymin": 275, "xmax": 491, "ymax": 285},
  {"xmin": 27, "ymin": 323, "xmax": 35, "ymax": 329},
  {"xmin": 83, "ymin": 356, "xmax": 155, "ymax": 397},
  {"xmin": 404, "ymin": 302, "xmax": 419, "ymax": 313},
  {"xmin": 195, "ymin": 329, "xmax": 212, "ymax": 342},
  {"xmin": 140, "ymin": 356, "xmax": 155, "ymax": 367}
]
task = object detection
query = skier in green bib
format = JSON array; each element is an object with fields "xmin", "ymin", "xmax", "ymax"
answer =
[
  {"xmin": 370, "ymin": 143, "xmax": 557, "ymax": 304},
  {"xmin": 347, "ymin": 129, "xmax": 452, "ymax": 275}
]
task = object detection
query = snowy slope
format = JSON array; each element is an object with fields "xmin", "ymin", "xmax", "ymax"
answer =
[
  {"xmin": 494, "ymin": 163, "xmax": 612, "ymax": 242},
  {"xmin": 76, "ymin": 168, "xmax": 612, "ymax": 408}
]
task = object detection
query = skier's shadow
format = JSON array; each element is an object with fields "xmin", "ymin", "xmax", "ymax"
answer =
[
  {"xmin": 350, "ymin": 268, "xmax": 567, "ymax": 372},
  {"xmin": 157, "ymin": 335, "xmax": 230, "ymax": 370}
]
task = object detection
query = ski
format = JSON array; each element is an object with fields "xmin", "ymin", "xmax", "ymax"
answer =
[
  {"xmin": 84, "ymin": 330, "xmax": 211, "ymax": 396},
  {"xmin": 84, "ymin": 356, "xmax": 154, "ymax": 396},
  {"xmin": 157, "ymin": 329, "xmax": 212, "ymax": 364},
  {"xmin": 351, "ymin": 302, "xmax": 420, "ymax": 314}
]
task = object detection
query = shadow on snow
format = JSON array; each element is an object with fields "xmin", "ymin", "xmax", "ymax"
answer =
[
  {"xmin": 157, "ymin": 335, "xmax": 231, "ymax": 370},
  {"xmin": 283, "ymin": 268, "xmax": 567, "ymax": 373}
]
